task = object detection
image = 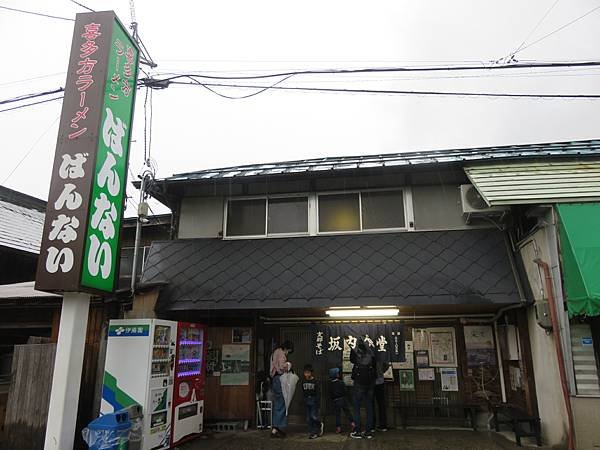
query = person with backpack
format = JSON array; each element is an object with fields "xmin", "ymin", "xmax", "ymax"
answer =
[
  {"xmin": 269, "ymin": 340, "xmax": 294, "ymax": 438},
  {"xmin": 349, "ymin": 336, "xmax": 376, "ymax": 439}
]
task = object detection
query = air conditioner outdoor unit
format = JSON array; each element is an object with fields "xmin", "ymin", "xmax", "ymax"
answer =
[{"xmin": 460, "ymin": 184, "xmax": 509, "ymax": 221}]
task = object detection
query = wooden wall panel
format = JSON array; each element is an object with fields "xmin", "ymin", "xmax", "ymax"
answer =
[
  {"xmin": 4, "ymin": 343, "xmax": 56, "ymax": 450},
  {"xmin": 204, "ymin": 326, "xmax": 254, "ymax": 421}
]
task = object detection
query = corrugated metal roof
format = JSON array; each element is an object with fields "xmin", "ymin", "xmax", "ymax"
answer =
[
  {"xmin": 0, "ymin": 199, "xmax": 45, "ymax": 254},
  {"xmin": 166, "ymin": 139, "xmax": 600, "ymax": 182},
  {"xmin": 0, "ymin": 281, "xmax": 60, "ymax": 300},
  {"xmin": 465, "ymin": 160, "xmax": 600, "ymax": 206}
]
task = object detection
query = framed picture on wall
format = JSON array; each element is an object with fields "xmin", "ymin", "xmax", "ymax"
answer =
[
  {"xmin": 399, "ymin": 370, "xmax": 415, "ymax": 390},
  {"xmin": 232, "ymin": 328, "xmax": 252, "ymax": 344},
  {"xmin": 428, "ymin": 327, "xmax": 458, "ymax": 367}
]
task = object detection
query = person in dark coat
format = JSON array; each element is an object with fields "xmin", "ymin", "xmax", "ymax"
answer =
[
  {"xmin": 328, "ymin": 367, "xmax": 355, "ymax": 433},
  {"xmin": 349, "ymin": 337, "xmax": 376, "ymax": 439}
]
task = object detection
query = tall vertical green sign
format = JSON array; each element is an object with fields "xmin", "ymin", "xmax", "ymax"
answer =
[
  {"xmin": 81, "ymin": 18, "xmax": 139, "ymax": 291},
  {"xmin": 36, "ymin": 11, "xmax": 139, "ymax": 294}
]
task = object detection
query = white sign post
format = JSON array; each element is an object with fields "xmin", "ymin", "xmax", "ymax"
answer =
[{"xmin": 44, "ymin": 293, "xmax": 90, "ymax": 450}]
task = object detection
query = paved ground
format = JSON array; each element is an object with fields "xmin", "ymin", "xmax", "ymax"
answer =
[{"xmin": 177, "ymin": 427, "xmax": 555, "ymax": 450}]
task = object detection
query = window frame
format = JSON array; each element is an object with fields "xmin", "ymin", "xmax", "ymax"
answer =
[
  {"xmin": 223, "ymin": 193, "xmax": 311, "ymax": 239},
  {"xmin": 316, "ymin": 187, "xmax": 413, "ymax": 235},
  {"xmin": 222, "ymin": 187, "xmax": 414, "ymax": 240}
]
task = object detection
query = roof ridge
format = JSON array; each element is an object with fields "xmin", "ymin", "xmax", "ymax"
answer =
[{"xmin": 167, "ymin": 138, "xmax": 600, "ymax": 181}]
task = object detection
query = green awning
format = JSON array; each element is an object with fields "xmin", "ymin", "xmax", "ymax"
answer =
[{"xmin": 557, "ymin": 203, "xmax": 600, "ymax": 317}]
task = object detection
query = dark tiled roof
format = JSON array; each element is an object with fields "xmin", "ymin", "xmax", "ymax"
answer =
[
  {"xmin": 141, "ymin": 229, "xmax": 521, "ymax": 311},
  {"xmin": 165, "ymin": 139, "xmax": 600, "ymax": 182}
]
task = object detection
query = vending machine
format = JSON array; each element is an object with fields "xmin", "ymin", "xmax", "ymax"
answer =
[
  {"xmin": 101, "ymin": 319, "xmax": 177, "ymax": 450},
  {"xmin": 171, "ymin": 322, "xmax": 207, "ymax": 446}
]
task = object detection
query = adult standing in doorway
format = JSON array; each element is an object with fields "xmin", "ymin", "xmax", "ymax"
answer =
[
  {"xmin": 373, "ymin": 352, "xmax": 390, "ymax": 432},
  {"xmin": 270, "ymin": 340, "xmax": 294, "ymax": 438},
  {"xmin": 350, "ymin": 337, "xmax": 376, "ymax": 439}
]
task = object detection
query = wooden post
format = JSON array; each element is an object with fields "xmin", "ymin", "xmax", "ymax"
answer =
[{"xmin": 44, "ymin": 293, "xmax": 90, "ymax": 450}]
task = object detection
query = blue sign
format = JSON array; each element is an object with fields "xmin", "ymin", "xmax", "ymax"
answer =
[
  {"xmin": 581, "ymin": 337, "xmax": 593, "ymax": 346},
  {"xmin": 109, "ymin": 324, "xmax": 150, "ymax": 337}
]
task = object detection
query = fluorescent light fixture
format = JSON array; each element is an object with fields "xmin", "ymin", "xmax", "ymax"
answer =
[
  {"xmin": 326, "ymin": 308, "xmax": 399, "ymax": 318},
  {"xmin": 329, "ymin": 306, "xmax": 360, "ymax": 309}
]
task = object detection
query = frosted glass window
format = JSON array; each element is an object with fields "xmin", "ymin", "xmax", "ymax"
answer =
[
  {"xmin": 318, "ymin": 194, "xmax": 360, "ymax": 232},
  {"xmin": 268, "ymin": 197, "xmax": 308, "ymax": 234},
  {"xmin": 361, "ymin": 190, "xmax": 405, "ymax": 229},
  {"xmin": 226, "ymin": 199, "xmax": 266, "ymax": 236}
]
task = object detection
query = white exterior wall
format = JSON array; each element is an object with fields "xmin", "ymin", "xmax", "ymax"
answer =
[
  {"xmin": 519, "ymin": 226, "xmax": 568, "ymax": 447},
  {"xmin": 177, "ymin": 184, "xmax": 488, "ymax": 239}
]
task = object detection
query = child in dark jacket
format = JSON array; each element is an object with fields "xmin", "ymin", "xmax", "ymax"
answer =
[
  {"xmin": 328, "ymin": 367, "xmax": 355, "ymax": 433},
  {"xmin": 302, "ymin": 364, "xmax": 323, "ymax": 439}
]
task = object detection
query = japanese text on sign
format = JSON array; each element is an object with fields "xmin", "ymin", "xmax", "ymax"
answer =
[{"xmin": 69, "ymin": 23, "xmax": 101, "ymax": 140}]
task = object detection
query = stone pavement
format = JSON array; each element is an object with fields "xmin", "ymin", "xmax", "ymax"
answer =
[{"xmin": 176, "ymin": 428, "xmax": 554, "ymax": 450}]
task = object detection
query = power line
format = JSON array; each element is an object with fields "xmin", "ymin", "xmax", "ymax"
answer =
[
  {"xmin": 510, "ymin": 0, "xmax": 561, "ymax": 58},
  {"xmin": 1, "ymin": 115, "xmax": 61, "ymax": 185},
  {"xmin": 69, "ymin": 0, "xmax": 95, "ymax": 12},
  {"xmin": 0, "ymin": 88, "xmax": 64, "ymax": 106},
  {"xmin": 0, "ymin": 5, "xmax": 74, "ymax": 22},
  {"xmin": 0, "ymin": 96, "xmax": 64, "ymax": 113},
  {"xmin": 186, "ymin": 74, "xmax": 295, "ymax": 99},
  {"xmin": 0, "ymin": 72, "xmax": 66, "ymax": 87},
  {"xmin": 515, "ymin": 4, "xmax": 600, "ymax": 54},
  {"xmin": 171, "ymin": 79, "xmax": 600, "ymax": 99},
  {"xmin": 146, "ymin": 61, "xmax": 600, "ymax": 82}
]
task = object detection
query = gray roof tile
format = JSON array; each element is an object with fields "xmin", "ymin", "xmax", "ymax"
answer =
[
  {"xmin": 0, "ymin": 199, "xmax": 45, "ymax": 254},
  {"xmin": 141, "ymin": 229, "xmax": 521, "ymax": 311}
]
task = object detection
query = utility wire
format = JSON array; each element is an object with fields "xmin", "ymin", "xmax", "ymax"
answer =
[
  {"xmin": 69, "ymin": 0, "xmax": 95, "ymax": 12},
  {"xmin": 1, "ymin": 115, "xmax": 61, "ymax": 185},
  {"xmin": 3, "ymin": 60, "xmax": 599, "ymax": 108},
  {"xmin": 186, "ymin": 74, "xmax": 295, "ymax": 99},
  {"xmin": 0, "ymin": 5, "xmax": 74, "ymax": 21},
  {"xmin": 0, "ymin": 88, "xmax": 64, "ymax": 106},
  {"xmin": 171, "ymin": 79, "xmax": 600, "ymax": 99},
  {"xmin": 147, "ymin": 61, "xmax": 600, "ymax": 82},
  {"xmin": 515, "ymin": 4, "xmax": 600, "ymax": 54},
  {"xmin": 510, "ymin": 0, "xmax": 561, "ymax": 58},
  {"xmin": 0, "ymin": 96, "xmax": 64, "ymax": 113},
  {"xmin": 0, "ymin": 72, "xmax": 65, "ymax": 87}
]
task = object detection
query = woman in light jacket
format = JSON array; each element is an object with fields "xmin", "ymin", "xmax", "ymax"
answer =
[{"xmin": 270, "ymin": 340, "xmax": 294, "ymax": 438}]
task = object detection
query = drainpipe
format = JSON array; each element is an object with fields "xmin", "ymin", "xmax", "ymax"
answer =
[{"xmin": 534, "ymin": 258, "xmax": 574, "ymax": 450}]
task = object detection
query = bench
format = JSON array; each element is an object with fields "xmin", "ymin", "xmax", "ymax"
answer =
[
  {"xmin": 489, "ymin": 403, "xmax": 541, "ymax": 447},
  {"xmin": 394, "ymin": 400, "xmax": 479, "ymax": 430}
]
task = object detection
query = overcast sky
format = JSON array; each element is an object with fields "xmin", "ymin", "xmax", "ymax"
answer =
[{"xmin": 1, "ymin": 0, "xmax": 599, "ymax": 215}]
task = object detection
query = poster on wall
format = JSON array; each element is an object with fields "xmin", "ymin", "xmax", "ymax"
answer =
[
  {"xmin": 232, "ymin": 328, "xmax": 252, "ymax": 344},
  {"xmin": 440, "ymin": 368, "xmax": 459, "ymax": 391},
  {"xmin": 399, "ymin": 370, "xmax": 415, "ymax": 390},
  {"xmin": 418, "ymin": 367, "xmax": 435, "ymax": 381},
  {"xmin": 464, "ymin": 325, "xmax": 496, "ymax": 367},
  {"xmin": 221, "ymin": 344, "xmax": 250, "ymax": 386},
  {"xmin": 415, "ymin": 350, "xmax": 429, "ymax": 368},
  {"xmin": 343, "ymin": 374, "xmax": 354, "ymax": 387},
  {"xmin": 383, "ymin": 366, "xmax": 394, "ymax": 381},
  {"xmin": 393, "ymin": 341, "xmax": 414, "ymax": 369},
  {"xmin": 413, "ymin": 329, "xmax": 429, "ymax": 351},
  {"xmin": 428, "ymin": 327, "xmax": 458, "ymax": 367},
  {"xmin": 206, "ymin": 348, "xmax": 221, "ymax": 376},
  {"xmin": 509, "ymin": 365, "xmax": 522, "ymax": 391}
]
